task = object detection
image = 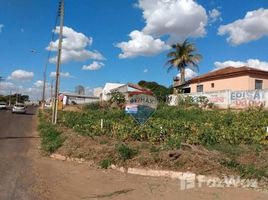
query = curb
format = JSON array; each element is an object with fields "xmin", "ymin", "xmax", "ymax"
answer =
[{"xmin": 50, "ymin": 153, "xmax": 266, "ymax": 192}]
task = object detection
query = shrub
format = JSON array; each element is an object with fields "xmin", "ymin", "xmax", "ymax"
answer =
[
  {"xmin": 116, "ymin": 143, "xmax": 138, "ymax": 161},
  {"xmin": 99, "ymin": 159, "xmax": 112, "ymax": 169}
]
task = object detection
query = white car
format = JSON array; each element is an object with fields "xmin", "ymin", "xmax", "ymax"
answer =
[
  {"xmin": 0, "ymin": 102, "xmax": 7, "ymax": 109},
  {"xmin": 12, "ymin": 103, "xmax": 26, "ymax": 114}
]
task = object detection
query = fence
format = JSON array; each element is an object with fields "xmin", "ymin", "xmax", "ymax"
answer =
[{"xmin": 167, "ymin": 89, "xmax": 268, "ymax": 109}]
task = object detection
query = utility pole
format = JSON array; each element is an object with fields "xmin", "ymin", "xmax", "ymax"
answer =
[
  {"xmin": 41, "ymin": 70, "xmax": 46, "ymax": 109},
  {"xmin": 9, "ymin": 90, "xmax": 11, "ymax": 106},
  {"xmin": 52, "ymin": 0, "xmax": 64, "ymax": 124},
  {"xmin": 50, "ymin": 79, "xmax": 54, "ymax": 103}
]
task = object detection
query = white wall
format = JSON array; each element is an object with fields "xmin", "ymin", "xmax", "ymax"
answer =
[{"xmin": 168, "ymin": 89, "xmax": 268, "ymax": 109}]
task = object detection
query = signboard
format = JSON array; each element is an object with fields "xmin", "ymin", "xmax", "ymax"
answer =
[{"xmin": 125, "ymin": 93, "xmax": 157, "ymax": 125}]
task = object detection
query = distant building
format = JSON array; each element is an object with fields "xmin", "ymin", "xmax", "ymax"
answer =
[
  {"xmin": 59, "ymin": 92, "xmax": 99, "ymax": 105},
  {"xmin": 101, "ymin": 82, "xmax": 153, "ymax": 101},
  {"xmin": 174, "ymin": 66, "xmax": 268, "ymax": 93},
  {"xmin": 93, "ymin": 87, "xmax": 103, "ymax": 98}
]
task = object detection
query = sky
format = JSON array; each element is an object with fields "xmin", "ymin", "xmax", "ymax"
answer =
[{"xmin": 1, "ymin": 0, "xmax": 268, "ymax": 100}]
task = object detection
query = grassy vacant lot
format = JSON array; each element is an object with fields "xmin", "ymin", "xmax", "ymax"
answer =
[{"xmin": 38, "ymin": 104, "xmax": 268, "ymax": 185}]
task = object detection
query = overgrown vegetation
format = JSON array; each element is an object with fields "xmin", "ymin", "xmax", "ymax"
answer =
[
  {"xmin": 60, "ymin": 104, "xmax": 268, "ymax": 146},
  {"xmin": 38, "ymin": 111, "xmax": 64, "ymax": 154}
]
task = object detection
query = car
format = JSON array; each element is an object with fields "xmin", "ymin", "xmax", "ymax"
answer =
[
  {"xmin": 12, "ymin": 103, "xmax": 26, "ymax": 114},
  {"xmin": 0, "ymin": 102, "xmax": 7, "ymax": 110}
]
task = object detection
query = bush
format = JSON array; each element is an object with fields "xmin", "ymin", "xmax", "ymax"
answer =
[
  {"xmin": 99, "ymin": 159, "xmax": 112, "ymax": 169},
  {"xmin": 116, "ymin": 143, "xmax": 138, "ymax": 161}
]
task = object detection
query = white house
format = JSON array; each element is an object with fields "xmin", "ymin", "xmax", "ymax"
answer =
[{"xmin": 101, "ymin": 82, "xmax": 153, "ymax": 101}]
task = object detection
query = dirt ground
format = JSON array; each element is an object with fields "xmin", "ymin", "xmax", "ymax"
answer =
[{"xmin": 31, "ymin": 143, "xmax": 268, "ymax": 200}]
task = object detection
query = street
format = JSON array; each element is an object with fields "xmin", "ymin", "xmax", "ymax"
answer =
[{"xmin": 0, "ymin": 106, "xmax": 267, "ymax": 200}]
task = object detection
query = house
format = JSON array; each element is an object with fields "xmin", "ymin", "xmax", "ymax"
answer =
[
  {"xmin": 101, "ymin": 82, "xmax": 153, "ymax": 101},
  {"xmin": 101, "ymin": 83, "xmax": 125, "ymax": 101},
  {"xmin": 174, "ymin": 66, "xmax": 268, "ymax": 93},
  {"xmin": 59, "ymin": 92, "xmax": 99, "ymax": 105}
]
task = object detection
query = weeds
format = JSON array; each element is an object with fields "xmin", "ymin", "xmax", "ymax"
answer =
[
  {"xmin": 99, "ymin": 159, "xmax": 112, "ymax": 169},
  {"xmin": 38, "ymin": 111, "xmax": 64, "ymax": 154},
  {"xmin": 116, "ymin": 143, "xmax": 138, "ymax": 161}
]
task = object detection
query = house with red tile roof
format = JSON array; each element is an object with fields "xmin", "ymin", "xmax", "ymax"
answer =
[{"xmin": 174, "ymin": 66, "xmax": 268, "ymax": 93}]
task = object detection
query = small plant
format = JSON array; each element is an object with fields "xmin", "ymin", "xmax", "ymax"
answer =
[
  {"xmin": 207, "ymin": 102, "xmax": 214, "ymax": 109},
  {"xmin": 109, "ymin": 90, "xmax": 126, "ymax": 108},
  {"xmin": 116, "ymin": 143, "xmax": 138, "ymax": 161},
  {"xmin": 196, "ymin": 96, "xmax": 209, "ymax": 108},
  {"xmin": 99, "ymin": 159, "xmax": 112, "ymax": 169}
]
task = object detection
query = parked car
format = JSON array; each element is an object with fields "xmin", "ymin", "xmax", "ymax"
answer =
[
  {"xmin": 0, "ymin": 102, "xmax": 7, "ymax": 109},
  {"xmin": 12, "ymin": 103, "xmax": 26, "ymax": 114}
]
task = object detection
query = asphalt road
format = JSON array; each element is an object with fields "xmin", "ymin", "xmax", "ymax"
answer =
[{"xmin": 0, "ymin": 106, "xmax": 42, "ymax": 200}]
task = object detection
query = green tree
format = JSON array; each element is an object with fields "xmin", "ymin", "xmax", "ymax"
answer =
[
  {"xmin": 138, "ymin": 81, "xmax": 172, "ymax": 102},
  {"xmin": 165, "ymin": 40, "xmax": 202, "ymax": 85}
]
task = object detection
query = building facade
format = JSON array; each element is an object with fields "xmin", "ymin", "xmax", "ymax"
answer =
[{"xmin": 174, "ymin": 66, "xmax": 268, "ymax": 93}]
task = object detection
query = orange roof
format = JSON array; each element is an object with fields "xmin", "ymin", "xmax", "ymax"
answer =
[{"xmin": 189, "ymin": 66, "xmax": 268, "ymax": 83}]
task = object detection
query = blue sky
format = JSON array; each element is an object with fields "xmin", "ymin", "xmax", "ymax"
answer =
[{"xmin": 1, "ymin": 0, "xmax": 268, "ymax": 99}]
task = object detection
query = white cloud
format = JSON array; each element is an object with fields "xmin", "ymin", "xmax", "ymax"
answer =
[
  {"xmin": 214, "ymin": 59, "xmax": 268, "ymax": 71},
  {"xmin": 117, "ymin": 0, "xmax": 208, "ymax": 58},
  {"xmin": 47, "ymin": 26, "xmax": 105, "ymax": 64},
  {"xmin": 177, "ymin": 68, "xmax": 198, "ymax": 80},
  {"xmin": 0, "ymin": 79, "xmax": 51, "ymax": 100},
  {"xmin": 116, "ymin": 30, "xmax": 169, "ymax": 58},
  {"xmin": 139, "ymin": 0, "xmax": 208, "ymax": 39},
  {"xmin": 82, "ymin": 61, "xmax": 104, "ymax": 71},
  {"xmin": 143, "ymin": 68, "xmax": 149, "ymax": 73},
  {"xmin": 0, "ymin": 81, "xmax": 15, "ymax": 90},
  {"xmin": 49, "ymin": 49, "xmax": 104, "ymax": 64},
  {"xmin": 49, "ymin": 71, "xmax": 72, "ymax": 78},
  {"xmin": 218, "ymin": 8, "xmax": 268, "ymax": 45},
  {"xmin": 0, "ymin": 24, "xmax": 4, "ymax": 33},
  {"xmin": 8, "ymin": 69, "xmax": 34, "ymax": 81},
  {"xmin": 34, "ymin": 80, "xmax": 44, "ymax": 88},
  {"xmin": 209, "ymin": 9, "xmax": 221, "ymax": 23}
]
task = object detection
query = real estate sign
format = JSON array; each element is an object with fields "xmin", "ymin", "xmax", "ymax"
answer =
[{"xmin": 125, "ymin": 93, "xmax": 157, "ymax": 125}]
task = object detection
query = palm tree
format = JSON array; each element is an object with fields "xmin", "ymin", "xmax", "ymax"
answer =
[{"xmin": 166, "ymin": 39, "xmax": 202, "ymax": 85}]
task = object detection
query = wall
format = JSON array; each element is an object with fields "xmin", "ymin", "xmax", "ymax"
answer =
[
  {"xmin": 249, "ymin": 75, "xmax": 268, "ymax": 90},
  {"xmin": 229, "ymin": 90, "xmax": 267, "ymax": 108},
  {"xmin": 168, "ymin": 89, "xmax": 268, "ymax": 109},
  {"xmin": 190, "ymin": 75, "xmax": 250, "ymax": 93}
]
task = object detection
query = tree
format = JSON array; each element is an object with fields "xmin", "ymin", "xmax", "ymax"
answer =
[
  {"xmin": 75, "ymin": 85, "xmax": 85, "ymax": 95},
  {"xmin": 165, "ymin": 39, "xmax": 202, "ymax": 85},
  {"xmin": 109, "ymin": 90, "xmax": 126, "ymax": 108},
  {"xmin": 138, "ymin": 81, "xmax": 172, "ymax": 102}
]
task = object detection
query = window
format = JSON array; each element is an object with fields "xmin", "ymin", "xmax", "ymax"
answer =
[
  {"xmin": 211, "ymin": 83, "xmax": 215, "ymax": 88},
  {"xmin": 255, "ymin": 80, "xmax": 263, "ymax": 90},
  {"xmin": 197, "ymin": 85, "xmax": 203, "ymax": 93}
]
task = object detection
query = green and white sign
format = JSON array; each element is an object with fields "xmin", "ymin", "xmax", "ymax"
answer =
[{"xmin": 125, "ymin": 93, "xmax": 158, "ymax": 125}]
